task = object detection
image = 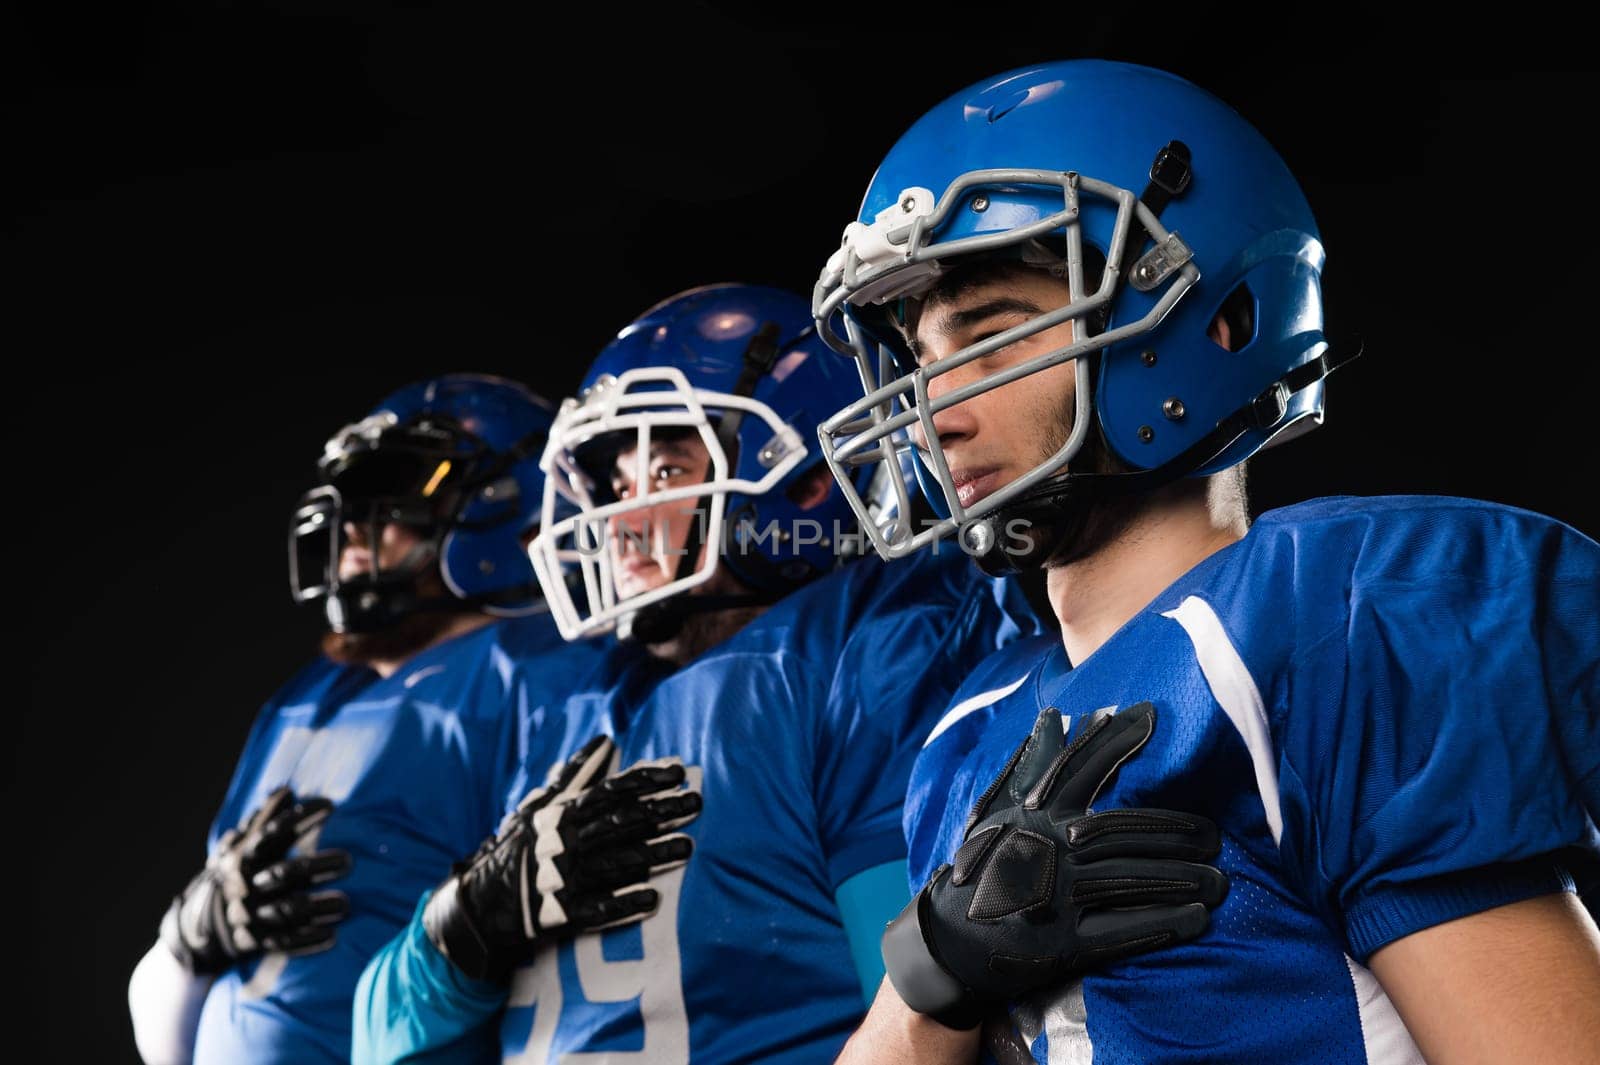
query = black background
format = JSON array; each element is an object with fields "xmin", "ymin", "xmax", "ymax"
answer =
[{"xmin": 16, "ymin": 6, "xmax": 1598, "ymax": 1061}]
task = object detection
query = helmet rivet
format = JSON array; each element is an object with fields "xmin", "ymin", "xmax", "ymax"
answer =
[
  {"xmin": 479, "ymin": 560, "xmax": 495, "ymax": 574},
  {"xmin": 960, "ymin": 521, "xmax": 995, "ymax": 555},
  {"xmin": 1141, "ymin": 350, "xmax": 1158, "ymax": 367},
  {"xmin": 483, "ymin": 485, "xmax": 496, "ymax": 498},
  {"xmin": 1137, "ymin": 425, "xmax": 1155, "ymax": 443},
  {"xmin": 971, "ymin": 195, "xmax": 989, "ymax": 213},
  {"xmin": 901, "ymin": 196, "xmax": 917, "ymax": 213},
  {"xmin": 1162, "ymin": 397, "xmax": 1186, "ymax": 420}
]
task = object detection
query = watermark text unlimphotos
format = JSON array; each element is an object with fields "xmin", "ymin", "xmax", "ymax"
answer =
[{"xmin": 567, "ymin": 515, "xmax": 1035, "ymax": 559}]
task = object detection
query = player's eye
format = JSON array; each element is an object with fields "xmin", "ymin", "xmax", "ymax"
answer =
[
  {"xmin": 968, "ymin": 327, "xmax": 1011, "ymax": 353},
  {"xmin": 965, "ymin": 322, "xmax": 1041, "ymax": 368},
  {"xmin": 651, "ymin": 462, "xmax": 688, "ymax": 485}
]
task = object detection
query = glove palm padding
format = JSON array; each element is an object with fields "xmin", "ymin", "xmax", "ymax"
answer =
[{"xmin": 885, "ymin": 703, "xmax": 1229, "ymax": 1029}]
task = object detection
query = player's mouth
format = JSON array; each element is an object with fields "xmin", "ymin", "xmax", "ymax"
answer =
[
  {"xmin": 614, "ymin": 555, "xmax": 666, "ymax": 595},
  {"xmin": 951, "ymin": 467, "xmax": 1004, "ymax": 510}
]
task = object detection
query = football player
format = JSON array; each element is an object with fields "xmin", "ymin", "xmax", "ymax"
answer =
[
  {"xmin": 811, "ymin": 60, "xmax": 1600, "ymax": 1062},
  {"xmin": 354, "ymin": 284, "xmax": 1232, "ymax": 1063},
  {"xmin": 127, "ymin": 375, "xmax": 657, "ymax": 1064}
]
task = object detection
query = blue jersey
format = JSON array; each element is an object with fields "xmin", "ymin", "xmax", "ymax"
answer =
[
  {"xmin": 908, "ymin": 497, "xmax": 1599, "ymax": 1065},
  {"xmin": 193, "ymin": 613, "xmax": 595, "ymax": 1065},
  {"xmin": 497, "ymin": 547, "xmax": 1035, "ymax": 1064}
]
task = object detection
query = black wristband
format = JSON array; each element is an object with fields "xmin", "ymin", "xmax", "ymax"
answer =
[
  {"xmin": 423, "ymin": 879, "xmax": 507, "ymax": 985},
  {"xmin": 881, "ymin": 886, "xmax": 983, "ymax": 1031}
]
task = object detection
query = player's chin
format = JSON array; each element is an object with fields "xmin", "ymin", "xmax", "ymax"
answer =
[
  {"xmin": 614, "ymin": 568, "xmax": 669, "ymax": 600},
  {"xmin": 321, "ymin": 610, "xmax": 457, "ymax": 666}
]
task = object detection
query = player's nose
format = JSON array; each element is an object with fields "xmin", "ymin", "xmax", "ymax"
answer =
[
  {"xmin": 911, "ymin": 366, "xmax": 980, "ymax": 453},
  {"xmin": 607, "ymin": 505, "xmax": 650, "ymax": 554}
]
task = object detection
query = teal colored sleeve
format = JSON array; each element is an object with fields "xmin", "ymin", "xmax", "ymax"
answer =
[
  {"xmin": 834, "ymin": 860, "xmax": 911, "ymax": 1006},
  {"xmin": 352, "ymin": 891, "xmax": 509, "ymax": 1065}
]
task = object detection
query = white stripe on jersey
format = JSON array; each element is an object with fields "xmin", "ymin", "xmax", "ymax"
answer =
[
  {"xmin": 1162, "ymin": 596, "xmax": 1283, "ymax": 842},
  {"xmin": 1010, "ymin": 980, "xmax": 1094, "ymax": 1064},
  {"xmin": 1345, "ymin": 956, "xmax": 1426, "ymax": 1065},
  {"xmin": 1165, "ymin": 595, "xmax": 1423, "ymax": 1065},
  {"xmin": 923, "ymin": 674, "xmax": 1029, "ymax": 749}
]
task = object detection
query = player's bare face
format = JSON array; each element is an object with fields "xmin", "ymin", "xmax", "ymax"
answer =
[
  {"xmin": 607, "ymin": 436, "xmax": 712, "ymax": 600},
  {"xmin": 339, "ymin": 520, "xmax": 425, "ymax": 582},
  {"xmin": 909, "ymin": 270, "xmax": 1079, "ymax": 510}
]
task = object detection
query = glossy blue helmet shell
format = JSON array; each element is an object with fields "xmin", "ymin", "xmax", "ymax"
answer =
[
  {"xmin": 579, "ymin": 284, "xmax": 876, "ymax": 592},
  {"xmin": 367, "ymin": 373, "xmax": 553, "ymax": 612},
  {"xmin": 822, "ymin": 60, "xmax": 1326, "ymax": 523}
]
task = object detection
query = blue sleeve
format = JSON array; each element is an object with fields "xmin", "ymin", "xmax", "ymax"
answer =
[
  {"xmin": 812, "ymin": 653, "xmax": 912, "ymax": 890},
  {"xmin": 834, "ymin": 860, "xmax": 910, "ymax": 1004},
  {"xmin": 814, "ymin": 588, "xmax": 995, "ymax": 889},
  {"xmin": 1276, "ymin": 507, "xmax": 1600, "ymax": 963},
  {"xmin": 352, "ymin": 892, "xmax": 507, "ymax": 1065},
  {"xmin": 816, "ymin": 560, "xmax": 1033, "ymax": 890}
]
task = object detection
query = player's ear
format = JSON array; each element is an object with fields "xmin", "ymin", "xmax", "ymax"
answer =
[
  {"xmin": 785, "ymin": 463, "xmax": 835, "ymax": 512},
  {"xmin": 1208, "ymin": 313, "xmax": 1233, "ymax": 352}
]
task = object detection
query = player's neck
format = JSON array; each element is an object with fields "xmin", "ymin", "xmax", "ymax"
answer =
[
  {"xmin": 647, "ymin": 602, "xmax": 767, "ymax": 667},
  {"xmin": 368, "ymin": 612, "xmax": 494, "ymax": 678},
  {"xmin": 1045, "ymin": 480, "xmax": 1246, "ymax": 667},
  {"xmin": 646, "ymin": 568, "xmax": 768, "ymax": 666}
]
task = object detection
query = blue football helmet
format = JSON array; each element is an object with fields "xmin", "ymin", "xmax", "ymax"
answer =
[
  {"xmin": 289, "ymin": 374, "xmax": 554, "ymax": 633},
  {"xmin": 529, "ymin": 284, "xmax": 883, "ymax": 640},
  {"xmin": 813, "ymin": 60, "xmax": 1351, "ymax": 568}
]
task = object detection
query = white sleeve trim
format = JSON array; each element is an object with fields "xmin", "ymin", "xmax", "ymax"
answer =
[{"xmin": 1344, "ymin": 954, "xmax": 1426, "ymax": 1065}]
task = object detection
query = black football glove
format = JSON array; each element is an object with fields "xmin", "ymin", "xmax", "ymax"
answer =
[
  {"xmin": 160, "ymin": 786, "xmax": 353, "ymax": 975},
  {"xmin": 424, "ymin": 734, "xmax": 701, "ymax": 983},
  {"xmin": 883, "ymin": 702, "xmax": 1229, "ymax": 1029}
]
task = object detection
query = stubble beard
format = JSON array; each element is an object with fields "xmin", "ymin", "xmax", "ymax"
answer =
[{"xmin": 320, "ymin": 568, "xmax": 471, "ymax": 667}]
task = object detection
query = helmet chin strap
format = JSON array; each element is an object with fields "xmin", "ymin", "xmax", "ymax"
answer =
[
  {"xmin": 619, "ymin": 589, "xmax": 781, "ymax": 646},
  {"xmin": 326, "ymin": 539, "xmax": 456, "ymax": 633},
  {"xmin": 962, "ymin": 339, "xmax": 1360, "ymax": 577}
]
